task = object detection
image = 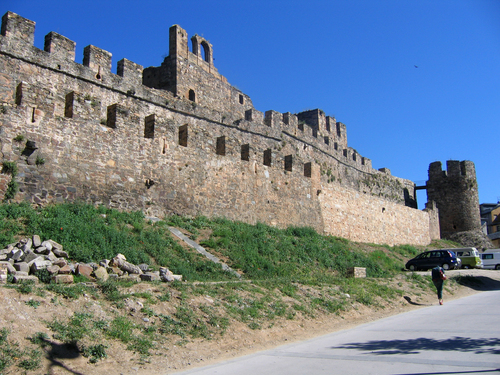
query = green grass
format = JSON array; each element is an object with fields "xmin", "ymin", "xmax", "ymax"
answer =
[
  {"xmin": 0, "ymin": 201, "xmax": 462, "ymax": 371},
  {"xmin": 176, "ymin": 217, "xmax": 408, "ymax": 281},
  {"xmin": 47, "ymin": 312, "xmax": 95, "ymax": 345},
  {"xmin": 0, "ymin": 201, "xmax": 445, "ymax": 283},
  {"xmin": 45, "ymin": 282, "xmax": 93, "ymax": 299},
  {"xmin": 82, "ymin": 344, "xmax": 108, "ymax": 363},
  {"xmin": 0, "ymin": 202, "xmax": 236, "ymax": 281},
  {"xmin": 0, "ymin": 328, "xmax": 42, "ymax": 372}
]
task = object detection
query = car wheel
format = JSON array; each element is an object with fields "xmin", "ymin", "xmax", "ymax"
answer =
[
  {"xmin": 495, "ymin": 265, "xmax": 500, "ymax": 270},
  {"xmin": 442, "ymin": 263, "xmax": 450, "ymax": 270},
  {"xmin": 409, "ymin": 264, "xmax": 417, "ymax": 271}
]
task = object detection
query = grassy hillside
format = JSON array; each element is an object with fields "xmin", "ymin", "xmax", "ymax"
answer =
[
  {"xmin": 0, "ymin": 202, "xmax": 463, "ymax": 373},
  {"xmin": 1, "ymin": 202, "xmax": 431, "ymax": 282}
]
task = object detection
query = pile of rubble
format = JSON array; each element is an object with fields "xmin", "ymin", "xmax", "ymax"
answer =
[{"xmin": 0, "ymin": 235, "xmax": 182, "ymax": 284}]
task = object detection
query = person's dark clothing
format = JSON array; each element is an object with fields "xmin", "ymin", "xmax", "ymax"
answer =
[
  {"xmin": 431, "ymin": 266, "xmax": 446, "ymax": 300},
  {"xmin": 433, "ymin": 279, "xmax": 444, "ymax": 299}
]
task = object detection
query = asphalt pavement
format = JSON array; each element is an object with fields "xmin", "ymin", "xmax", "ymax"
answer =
[{"xmin": 173, "ymin": 290, "xmax": 500, "ymax": 375}]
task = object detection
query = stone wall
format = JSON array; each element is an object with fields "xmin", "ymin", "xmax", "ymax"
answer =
[
  {"xmin": 319, "ymin": 183, "xmax": 432, "ymax": 246},
  {"xmin": 0, "ymin": 11, "xmax": 436, "ymax": 246}
]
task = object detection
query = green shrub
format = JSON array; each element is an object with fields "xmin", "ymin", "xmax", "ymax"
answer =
[
  {"xmin": 82, "ymin": 344, "xmax": 107, "ymax": 363},
  {"xmin": 33, "ymin": 268, "xmax": 52, "ymax": 284},
  {"xmin": 25, "ymin": 299, "xmax": 41, "ymax": 309},
  {"xmin": 47, "ymin": 312, "xmax": 93, "ymax": 345}
]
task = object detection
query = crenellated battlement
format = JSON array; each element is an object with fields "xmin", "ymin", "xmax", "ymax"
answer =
[
  {"xmin": 0, "ymin": 11, "xmax": 378, "ymax": 177},
  {"xmin": 428, "ymin": 160, "xmax": 477, "ymax": 180},
  {"xmin": 0, "ymin": 11, "xmax": 435, "ymax": 246},
  {"xmin": 1, "ymin": 11, "xmax": 35, "ymax": 44}
]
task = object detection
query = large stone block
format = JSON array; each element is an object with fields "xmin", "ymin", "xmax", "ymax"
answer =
[
  {"xmin": 0, "ymin": 264, "xmax": 7, "ymax": 284},
  {"xmin": 13, "ymin": 262, "xmax": 29, "ymax": 273},
  {"xmin": 52, "ymin": 274, "xmax": 74, "ymax": 284},
  {"xmin": 0, "ymin": 261, "xmax": 16, "ymax": 274},
  {"xmin": 76, "ymin": 264, "xmax": 93, "ymax": 278},
  {"xmin": 94, "ymin": 266, "xmax": 109, "ymax": 282},
  {"xmin": 32, "ymin": 235, "xmax": 42, "ymax": 248},
  {"xmin": 30, "ymin": 258, "xmax": 53, "ymax": 273},
  {"xmin": 140, "ymin": 273, "xmax": 160, "ymax": 282},
  {"xmin": 13, "ymin": 275, "xmax": 39, "ymax": 284},
  {"xmin": 346, "ymin": 267, "xmax": 366, "ymax": 278}
]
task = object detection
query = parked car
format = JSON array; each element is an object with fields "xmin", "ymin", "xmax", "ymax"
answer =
[
  {"xmin": 454, "ymin": 248, "xmax": 483, "ymax": 269},
  {"xmin": 481, "ymin": 249, "xmax": 500, "ymax": 270},
  {"xmin": 405, "ymin": 250, "xmax": 461, "ymax": 271}
]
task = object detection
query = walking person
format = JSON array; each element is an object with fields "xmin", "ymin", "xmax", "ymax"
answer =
[{"xmin": 431, "ymin": 266, "xmax": 447, "ymax": 305}]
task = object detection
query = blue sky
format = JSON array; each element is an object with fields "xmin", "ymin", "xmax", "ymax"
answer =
[{"xmin": 3, "ymin": 0, "xmax": 499, "ymax": 208}]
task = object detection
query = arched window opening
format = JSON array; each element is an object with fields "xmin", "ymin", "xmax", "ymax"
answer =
[
  {"xmin": 201, "ymin": 41, "xmax": 210, "ymax": 63},
  {"xmin": 191, "ymin": 38, "xmax": 199, "ymax": 55}
]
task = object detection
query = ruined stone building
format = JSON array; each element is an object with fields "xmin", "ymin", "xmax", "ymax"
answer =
[
  {"xmin": 0, "ymin": 11, "xmax": 448, "ymax": 246},
  {"xmin": 426, "ymin": 160, "xmax": 481, "ymax": 239}
]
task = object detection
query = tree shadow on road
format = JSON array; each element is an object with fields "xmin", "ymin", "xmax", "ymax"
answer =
[
  {"xmin": 451, "ymin": 275, "xmax": 500, "ymax": 291},
  {"xmin": 330, "ymin": 336, "xmax": 500, "ymax": 355},
  {"xmin": 39, "ymin": 338, "xmax": 84, "ymax": 375}
]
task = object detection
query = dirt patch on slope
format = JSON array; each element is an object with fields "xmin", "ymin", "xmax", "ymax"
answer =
[{"xmin": 1, "ymin": 269, "xmax": 498, "ymax": 375}]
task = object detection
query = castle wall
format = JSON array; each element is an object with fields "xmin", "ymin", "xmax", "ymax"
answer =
[
  {"xmin": 0, "ymin": 11, "xmax": 433, "ymax": 246},
  {"xmin": 320, "ymin": 183, "xmax": 432, "ymax": 246},
  {"xmin": 424, "ymin": 200, "xmax": 441, "ymax": 241}
]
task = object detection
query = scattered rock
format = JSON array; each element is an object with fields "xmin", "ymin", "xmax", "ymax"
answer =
[
  {"xmin": 0, "ymin": 261, "xmax": 16, "ymax": 274},
  {"xmin": 52, "ymin": 274, "xmax": 74, "ymax": 284},
  {"xmin": 46, "ymin": 265, "xmax": 60, "ymax": 275},
  {"xmin": 14, "ymin": 262, "xmax": 30, "ymax": 273},
  {"xmin": 13, "ymin": 275, "xmax": 39, "ymax": 284},
  {"xmin": 58, "ymin": 264, "xmax": 72, "ymax": 274},
  {"xmin": 140, "ymin": 273, "xmax": 160, "ymax": 282},
  {"xmin": 0, "ymin": 264, "xmax": 7, "ymax": 283},
  {"xmin": 52, "ymin": 248, "xmax": 69, "ymax": 258},
  {"xmin": 0, "ymin": 237, "xmax": 183, "ymax": 285},
  {"xmin": 94, "ymin": 266, "xmax": 109, "ymax": 282},
  {"xmin": 32, "ymin": 235, "xmax": 42, "ymax": 248}
]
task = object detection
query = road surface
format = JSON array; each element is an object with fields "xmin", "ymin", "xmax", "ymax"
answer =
[{"xmin": 173, "ymin": 289, "xmax": 500, "ymax": 374}]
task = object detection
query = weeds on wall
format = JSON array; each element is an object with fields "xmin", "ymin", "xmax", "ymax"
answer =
[
  {"xmin": 1, "ymin": 161, "xmax": 18, "ymax": 202},
  {"xmin": 35, "ymin": 155, "xmax": 45, "ymax": 165}
]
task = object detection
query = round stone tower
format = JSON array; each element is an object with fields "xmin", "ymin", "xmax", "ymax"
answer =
[{"xmin": 426, "ymin": 160, "xmax": 481, "ymax": 238}]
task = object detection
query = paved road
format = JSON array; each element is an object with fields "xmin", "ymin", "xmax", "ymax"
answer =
[{"xmin": 174, "ymin": 290, "xmax": 500, "ymax": 375}]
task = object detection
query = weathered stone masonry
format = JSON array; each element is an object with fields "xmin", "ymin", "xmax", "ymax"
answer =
[
  {"xmin": 426, "ymin": 160, "xmax": 480, "ymax": 238},
  {"xmin": 0, "ymin": 11, "xmax": 439, "ymax": 246}
]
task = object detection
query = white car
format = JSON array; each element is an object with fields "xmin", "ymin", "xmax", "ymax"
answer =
[{"xmin": 481, "ymin": 249, "xmax": 500, "ymax": 270}]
